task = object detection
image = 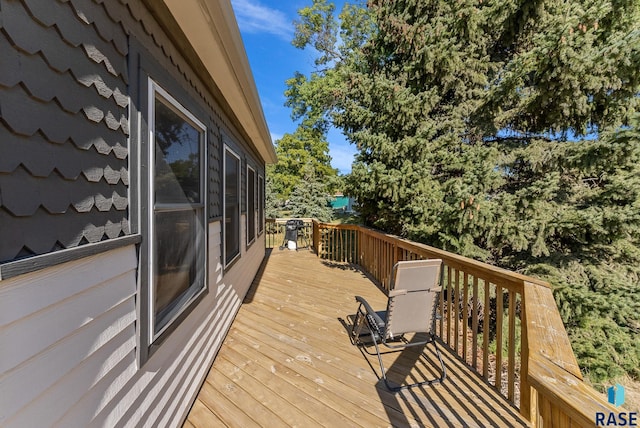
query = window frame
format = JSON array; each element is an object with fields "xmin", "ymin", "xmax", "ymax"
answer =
[
  {"xmin": 258, "ymin": 174, "xmax": 264, "ymax": 235},
  {"xmin": 148, "ymin": 78, "xmax": 208, "ymax": 342},
  {"xmin": 223, "ymin": 145, "xmax": 241, "ymax": 268},
  {"xmin": 246, "ymin": 165, "xmax": 256, "ymax": 246}
]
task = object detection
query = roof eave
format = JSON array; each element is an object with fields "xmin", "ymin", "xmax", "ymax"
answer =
[{"xmin": 147, "ymin": 0, "xmax": 278, "ymax": 164}]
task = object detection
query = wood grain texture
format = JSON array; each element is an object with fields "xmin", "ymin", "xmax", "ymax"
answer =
[
  {"xmin": 523, "ymin": 282, "xmax": 581, "ymax": 378},
  {"xmin": 310, "ymin": 222, "xmax": 619, "ymax": 426},
  {"xmin": 184, "ymin": 250, "xmax": 529, "ymax": 428},
  {"xmin": 528, "ymin": 357, "xmax": 620, "ymax": 427}
]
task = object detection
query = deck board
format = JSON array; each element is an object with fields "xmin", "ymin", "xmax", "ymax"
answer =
[{"xmin": 185, "ymin": 249, "xmax": 529, "ymax": 427}]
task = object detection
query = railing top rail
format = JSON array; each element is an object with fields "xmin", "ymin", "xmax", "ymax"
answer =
[
  {"xmin": 528, "ymin": 356, "xmax": 619, "ymax": 424},
  {"xmin": 523, "ymin": 281, "xmax": 581, "ymax": 378},
  {"xmin": 314, "ymin": 221, "xmax": 550, "ymax": 289},
  {"xmin": 312, "ymin": 222, "xmax": 360, "ymax": 231},
  {"xmin": 267, "ymin": 218, "xmax": 315, "ymax": 224}
]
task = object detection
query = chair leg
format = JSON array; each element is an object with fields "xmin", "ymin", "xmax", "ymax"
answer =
[
  {"xmin": 372, "ymin": 336, "xmax": 447, "ymax": 392},
  {"xmin": 432, "ymin": 338, "xmax": 447, "ymax": 384},
  {"xmin": 350, "ymin": 304, "xmax": 371, "ymax": 346},
  {"xmin": 369, "ymin": 333, "xmax": 399, "ymax": 391}
]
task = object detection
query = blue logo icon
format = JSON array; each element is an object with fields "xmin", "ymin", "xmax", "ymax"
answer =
[{"xmin": 608, "ymin": 384, "xmax": 625, "ymax": 407}]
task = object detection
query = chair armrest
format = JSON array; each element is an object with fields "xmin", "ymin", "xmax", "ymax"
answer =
[
  {"xmin": 355, "ymin": 296, "xmax": 385, "ymax": 329},
  {"xmin": 388, "ymin": 289, "xmax": 407, "ymax": 297}
]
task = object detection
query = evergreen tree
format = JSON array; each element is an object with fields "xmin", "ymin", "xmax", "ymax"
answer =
[
  {"xmin": 288, "ymin": 0, "xmax": 640, "ymax": 384},
  {"xmin": 265, "ymin": 172, "xmax": 281, "ymax": 219},
  {"xmin": 288, "ymin": 163, "xmax": 334, "ymax": 221}
]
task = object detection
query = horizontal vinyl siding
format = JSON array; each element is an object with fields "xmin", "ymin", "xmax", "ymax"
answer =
[
  {"xmin": 0, "ymin": 246, "xmax": 138, "ymax": 427},
  {"xmin": 90, "ymin": 220, "xmax": 265, "ymax": 427},
  {"xmin": 0, "ymin": 222, "xmax": 266, "ymax": 428}
]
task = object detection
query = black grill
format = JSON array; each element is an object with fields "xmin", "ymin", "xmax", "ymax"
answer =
[
  {"xmin": 281, "ymin": 219, "xmax": 306, "ymax": 250},
  {"xmin": 284, "ymin": 219, "xmax": 303, "ymax": 242}
]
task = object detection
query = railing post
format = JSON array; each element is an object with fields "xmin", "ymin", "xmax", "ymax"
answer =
[
  {"xmin": 519, "ymin": 280, "xmax": 534, "ymax": 423},
  {"xmin": 312, "ymin": 220, "xmax": 319, "ymax": 255}
]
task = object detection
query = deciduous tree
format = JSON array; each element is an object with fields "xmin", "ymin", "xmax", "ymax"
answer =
[{"xmin": 269, "ymin": 126, "xmax": 338, "ymax": 201}]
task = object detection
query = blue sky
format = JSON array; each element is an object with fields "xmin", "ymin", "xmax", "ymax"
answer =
[{"xmin": 230, "ymin": 0, "xmax": 355, "ymax": 174}]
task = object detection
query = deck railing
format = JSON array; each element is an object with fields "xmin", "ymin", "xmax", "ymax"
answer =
[
  {"xmin": 264, "ymin": 218, "xmax": 314, "ymax": 250},
  {"xmin": 266, "ymin": 219, "xmax": 622, "ymax": 427}
]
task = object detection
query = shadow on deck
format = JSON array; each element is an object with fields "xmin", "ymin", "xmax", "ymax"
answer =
[{"xmin": 184, "ymin": 249, "xmax": 529, "ymax": 427}]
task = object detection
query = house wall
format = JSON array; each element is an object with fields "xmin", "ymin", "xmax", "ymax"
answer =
[
  {"xmin": 0, "ymin": 0, "xmax": 269, "ymax": 426},
  {"xmin": 0, "ymin": 222, "xmax": 265, "ymax": 427},
  {"xmin": 0, "ymin": 0, "xmax": 266, "ymax": 277},
  {"xmin": 0, "ymin": 0, "xmax": 130, "ymax": 265}
]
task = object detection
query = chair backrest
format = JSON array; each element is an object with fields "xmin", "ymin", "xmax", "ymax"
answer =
[{"xmin": 384, "ymin": 259, "xmax": 443, "ymax": 340}]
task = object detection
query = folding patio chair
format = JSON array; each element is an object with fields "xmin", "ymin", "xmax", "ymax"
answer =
[{"xmin": 350, "ymin": 259, "xmax": 446, "ymax": 391}]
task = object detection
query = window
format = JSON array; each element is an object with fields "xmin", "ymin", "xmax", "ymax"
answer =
[
  {"xmin": 247, "ymin": 166, "xmax": 256, "ymax": 245},
  {"xmin": 258, "ymin": 175, "xmax": 264, "ymax": 235},
  {"xmin": 224, "ymin": 147, "xmax": 240, "ymax": 266},
  {"xmin": 149, "ymin": 80, "xmax": 206, "ymax": 339}
]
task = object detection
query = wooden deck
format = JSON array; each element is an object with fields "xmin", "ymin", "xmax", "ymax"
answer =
[{"xmin": 184, "ymin": 249, "xmax": 529, "ymax": 427}]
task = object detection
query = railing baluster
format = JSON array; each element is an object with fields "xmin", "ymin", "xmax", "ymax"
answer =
[
  {"xmin": 346, "ymin": 229, "xmax": 350, "ymax": 262},
  {"xmin": 446, "ymin": 265, "xmax": 452, "ymax": 346},
  {"xmin": 454, "ymin": 269, "xmax": 460, "ymax": 354},
  {"xmin": 376, "ymin": 238, "xmax": 381, "ymax": 284},
  {"xmin": 328, "ymin": 229, "xmax": 336, "ymax": 260},
  {"xmin": 472, "ymin": 276, "xmax": 479, "ymax": 370},
  {"xmin": 388, "ymin": 243, "xmax": 393, "ymax": 285},
  {"xmin": 332, "ymin": 228, "xmax": 336, "ymax": 260},
  {"xmin": 462, "ymin": 272, "xmax": 469, "ymax": 363},
  {"xmin": 381, "ymin": 240, "xmax": 386, "ymax": 286},
  {"xmin": 346, "ymin": 229, "xmax": 350, "ymax": 263},
  {"xmin": 439, "ymin": 269, "xmax": 445, "ymax": 339},
  {"xmin": 541, "ymin": 396, "xmax": 552, "ymax": 427},
  {"xmin": 343, "ymin": 229, "xmax": 347, "ymax": 262},
  {"xmin": 378, "ymin": 239, "xmax": 383, "ymax": 285},
  {"xmin": 483, "ymin": 280, "xmax": 490, "ymax": 380},
  {"xmin": 508, "ymin": 290, "xmax": 516, "ymax": 402},
  {"xmin": 495, "ymin": 285, "xmax": 504, "ymax": 393}
]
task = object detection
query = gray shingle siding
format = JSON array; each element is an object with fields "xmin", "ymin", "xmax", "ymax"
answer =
[
  {"xmin": 0, "ymin": 0, "xmax": 265, "ymax": 265},
  {"xmin": 0, "ymin": 0, "xmax": 129, "ymax": 263}
]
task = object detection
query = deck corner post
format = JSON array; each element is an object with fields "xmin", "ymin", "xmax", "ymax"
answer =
[
  {"xmin": 519, "ymin": 280, "xmax": 536, "ymax": 425},
  {"xmin": 312, "ymin": 219, "xmax": 320, "ymax": 256}
]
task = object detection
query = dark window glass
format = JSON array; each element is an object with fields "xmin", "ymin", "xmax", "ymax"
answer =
[
  {"xmin": 247, "ymin": 167, "xmax": 256, "ymax": 243},
  {"xmin": 225, "ymin": 149, "xmax": 240, "ymax": 265},
  {"xmin": 152, "ymin": 89, "xmax": 206, "ymax": 337},
  {"xmin": 154, "ymin": 209, "xmax": 204, "ymax": 332},
  {"xmin": 154, "ymin": 98, "xmax": 201, "ymax": 204}
]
